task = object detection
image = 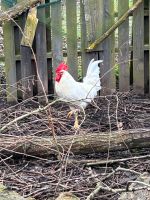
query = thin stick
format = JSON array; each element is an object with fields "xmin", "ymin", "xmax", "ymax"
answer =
[
  {"xmin": 86, "ymin": 154, "xmax": 150, "ymax": 166},
  {"xmin": 86, "ymin": 166, "xmax": 148, "ymax": 200},
  {"xmin": 68, "ymin": 154, "xmax": 150, "ymax": 166},
  {"xmin": 86, "ymin": 0, "xmax": 143, "ymax": 51},
  {"xmin": 0, "ymin": 99, "xmax": 59, "ymax": 132}
]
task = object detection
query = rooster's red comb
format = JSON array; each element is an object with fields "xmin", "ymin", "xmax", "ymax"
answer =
[{"xmin": 56, "ymin": 62, "xmax": 69, "ymax": 73}]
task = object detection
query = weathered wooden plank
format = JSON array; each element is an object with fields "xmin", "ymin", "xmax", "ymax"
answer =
[
  {"xmin": 133, "ymin": 0, "xmax": 144, "ymax": 94},
  {"xmin": 36, "ymin": 5, "xmax": 48, "ymax": 99},
  {"xmin": 14, "ymin": 12, "xmax": 22, "ymax": 100},
  {"xmin": 14, "ymin": 24, "xmax": 21, "ymax": 55},
  {"xmin": 101, "ymin": 0, "xmax": 115, "ymax": 95},
  {"xmin": 47, "ymin": 58, "xmax": 54, "ymax": 95},
  {"xmin": 2, "ymin": 1, "xmax": 17, "ymax": 102},
  {"xmin": 118, "ymin": 0, "xmax": 130, "ymax": 92},
  {"xmin": 45, "ymin": 0, "xmax": 51, "ymax": 53},
  {"xmin": 20, "ymin": 46, "xmax": 33, "ymax": 99},
  {"xmin": 80, "ymin": 0, "xmax": 98, "ymax": 77},
  {"xmin": 66, "ymin": 0, "xmax": 78, "ymax": 80},
  {"xmin": 149, "ymin": 0, "xmax": 150, "ymax": 95},
  {"xmin": 16, "ymin": 60, "xmax": 22, "ymax": 99},
  {"xmin": 81, "ymin": 0, "xmax": 103, "ymax": 78},
  {"xmin": 144, "ymin": 0, "xmax": 149, "ymax": 93},
  {"xmin": 19, "ymin": 12, "xmax": 33, "ymax": 99},
  {"xmin": 51, "ymin": 1, "xmax": 63, "ymax": 88},
  {"xmin": 21, "ymin": 7, "xmax": 38, "ymax": 47},
  {"xmin": 45, "ymin": 0, "xmax": 53, "ymax": 94},
  {"xmin": 80, "ymin": 0, "xmax": 87, "ymax": 77}
]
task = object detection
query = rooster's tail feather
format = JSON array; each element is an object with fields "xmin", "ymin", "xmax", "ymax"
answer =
[{"xmin": 83, "ymin": 59, "xmax": 103, "ymax": 91}]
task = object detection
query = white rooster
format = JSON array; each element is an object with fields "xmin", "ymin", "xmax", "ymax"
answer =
[{"xmin": 55, "ymin": 59, "xmax": 103, "ymax": 129}]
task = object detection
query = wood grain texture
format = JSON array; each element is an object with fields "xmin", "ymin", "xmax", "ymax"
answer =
[
  {"xmin": 149, "ymin": 0, "xmax": 150, "ymax": 95},
  {"xmin": 81, "ymin": 0, "xmax": 101, "ymax": 77},
  {"xmin": 66, "ymin": 0, "xmax": 78, "ymax": 80},
  {"xmin": 51, "ymin": 1, "xmax": 63, "ymax": 82},
  {"xmin": 133, "ymin": 0, "xmax": 144, "ymax": 94},
  {"xmin": 118, "ymin": 0, "xmax": 130, "ymax": 92},
  {"xmin": 2, "ymin": 1, "xmax": 17, "ymax": 102},
  {"xmin": 101, "ymin": 0, "xmax": 116, "ymax": 95},
  {"xmin": 36, "ymin": 6, "xmax": 48, "ymax": 98},
  {"xmin": 20, "ymin": 46, "xmax": 33, "ymax": 99},
  {"xmin": 0, "ymin": 129, "xmax": 149, "ymax": 156}
]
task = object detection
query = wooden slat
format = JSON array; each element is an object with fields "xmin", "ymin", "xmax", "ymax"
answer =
[
  {"xmin": 66, "ymin": 0, "xmax": 78, "ymax": 80},
  {"xmin": 45, "ymin": 0, "xmax": 51, "ymax": 53},
  {"xmin": 133, "ymin": 0, "xmax": 144, "ymax": 94},
  {"xmin": 20, "ymin": 13, "xmax": 33, "ymax": 99},
  {"xmin": 144, "ymin": 0, "xmax": 149, "ymax": 93},
  {"xmin": 80, "ymin": 0, "xmax": 88, "ymax": 77},
  {"xmin": 36, "ymin": 5, "xmax": 48, "ymax": 99},
  {"xmin": 20, "ymin": 46, "xmax": 33, "ymax": 99},
  {"xmin": 14, "ymin": 13, "xmax": 23, "ymax": 100},
  {"xmin": 14, "ymin": 25, "xmax": 21, "ymax": 55},
  {"xmin": 80, "ymin": 0, "xmax": 98, "ymax": 77},
  {"xmin": 51, "ymin": 1, "xmax": 63, "ymax": 86},
  {"xmin": 81, "ymin": 0, "xmax": 103, "ymax": 78},
  {"xmin": 2, "ymin": 2, "xmax": 17, "ymax": 102},
  {"xmin": 149, "ymin": 0, "xmax": 150, "ymax": 95},
  {"xmin": 101, "ymin": 0, "xmax": 115, "ymax": 95},
  {"xmin": 45, "ymin": 0, "xmax": 53, "ymax": 94},
  {"xmin": 118, "ymin": 0, "xmax": 129, "ymax": 92}
]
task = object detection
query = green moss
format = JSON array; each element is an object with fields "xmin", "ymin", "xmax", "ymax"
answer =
[{"xmin": 0, "ymin": 184, "xmax": 35, "ymax": 200}]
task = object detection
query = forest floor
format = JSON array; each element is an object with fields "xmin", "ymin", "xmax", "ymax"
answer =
[{"xmin": 0, "ymin": 84, "xmax": 150, "ymax": 199}]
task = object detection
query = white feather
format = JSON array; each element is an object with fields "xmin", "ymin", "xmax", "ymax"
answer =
[{"xmin": 55, "ymin": 59, "xmax": 103, "ymax": 109}]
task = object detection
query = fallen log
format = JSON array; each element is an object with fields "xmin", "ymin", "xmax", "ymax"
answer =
[
  {"xmin": 0, "ymin": 129, "xmax": 150, "ymax": 157},
  {"xmin": 0, "ymin": 0, "xmax": 41, "ymax": 24}
]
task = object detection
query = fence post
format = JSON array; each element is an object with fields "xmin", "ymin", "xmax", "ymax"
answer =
[
  {"xmin": 118, "ymin": 0, "xmax": 130, "ymax": 92},
  {"xmin": 133, "ymin": 0, "xmax": 144, "ymax": 94},
  {"xmin": 66, "ymin": 0, "xmax": 78, "ymax": 80},
  {"xmin": 36, "ymin": 4, "xmax": 48, "ymax": 101},
  {"xmin": 2, "ymin": 0, "xmax": 17, "ymax": 102},
  {"xmin": 101, "ymin": 0, "xmax": 116, "ymax": 95},
  {"xmin": 51, "ymin": 0, "xmax": 63, "ymax": 94},
  {"xmin": 81, "ymin": 0, "xmax": 103, "ymax": 77},
  {"xmin": 149, "ymin": 0, "xmax": 150, "ymax": 95},
  {"xmin": 20, "ymin": 12, "xmax": 33, "ymax": 100}
]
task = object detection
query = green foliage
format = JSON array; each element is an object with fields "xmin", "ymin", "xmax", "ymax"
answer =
[{"xmin": 1, "ymin": 0, "xmax": 17, "ymax": 8}]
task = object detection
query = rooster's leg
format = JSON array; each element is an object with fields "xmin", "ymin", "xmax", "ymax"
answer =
[{"xmin": 74, "ymin": 112, "xmax": 79, "ymax": 129}]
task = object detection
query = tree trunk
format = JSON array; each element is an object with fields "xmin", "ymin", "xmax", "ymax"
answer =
[{"xmin": 1, "ymin": 129, "xmax": 150, "ymax": 157}]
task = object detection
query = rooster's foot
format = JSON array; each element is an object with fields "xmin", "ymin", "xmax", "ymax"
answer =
[{"xmin": 67, "ymin": 111, "xmax": 74, "ymax": 118}]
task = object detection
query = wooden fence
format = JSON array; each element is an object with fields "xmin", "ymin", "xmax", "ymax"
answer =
[{"xmin": 1, "ymin": 0, "xmax": 150, "ymax": 102}]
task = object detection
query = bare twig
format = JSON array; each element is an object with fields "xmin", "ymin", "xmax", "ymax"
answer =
[
  {"xmin": 127, "ymin": 180, "xmax": 150, "ymax": 189},
  {"xmin": 86, "ymin": 166, "xmax": 147, "ymax": 200},
  {"xmin": 86, "ymin": 154, "xmax": 150, "ymax": 166},
  {"xmin": 0, "ymin": 99, "xmax": 59, "ymax": 132}
]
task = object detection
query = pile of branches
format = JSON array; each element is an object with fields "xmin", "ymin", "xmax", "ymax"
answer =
[
  {"xmin": 0, "ymin": 92, "xmax": 150, "ymax": 199},
  {"xmin": 1, "ymin": 92, "xmax": 150, "ymax": 136},
  {"xmin": 0, "ymin": 151, "xmax": 149, "ymax": 199}
]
